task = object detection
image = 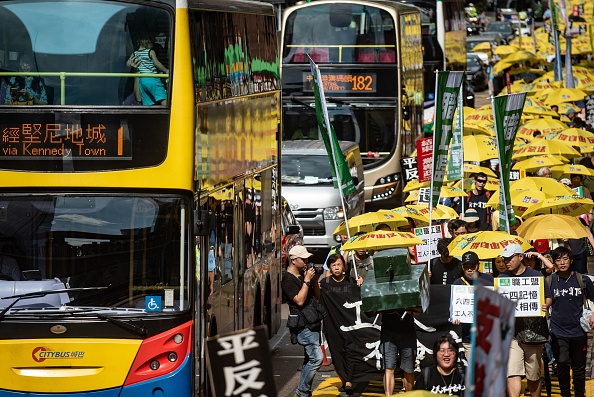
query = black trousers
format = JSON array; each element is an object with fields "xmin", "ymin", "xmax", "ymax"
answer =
[{"xmin": 551, "ymin": 333, "xmax": 588, "ymax": 397}]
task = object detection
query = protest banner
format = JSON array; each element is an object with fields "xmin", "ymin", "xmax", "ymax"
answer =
[{"xmin": 413, "ymin": 224, "xmax": 444, "ymax": 263}]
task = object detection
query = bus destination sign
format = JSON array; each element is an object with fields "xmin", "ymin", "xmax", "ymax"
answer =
[
  {"xmin": 303, "ymin": 72, "xmax": 377, "ymax": 93},
  {"xmin": 0, "ymin": 121, "xmax": 131, "ymax": 160}
]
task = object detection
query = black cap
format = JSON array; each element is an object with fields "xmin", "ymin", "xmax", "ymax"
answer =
[{"xmin": 461, "ymin": 251, "xmax": 479, "ymax": 265}]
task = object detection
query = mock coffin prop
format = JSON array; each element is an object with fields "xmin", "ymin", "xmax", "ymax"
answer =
[{"xmin": 360, "ymin": 248, "xmax": 430, "ymax": 312}]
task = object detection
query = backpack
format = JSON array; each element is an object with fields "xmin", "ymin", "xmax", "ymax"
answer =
[{"xmin": 545, "ymin": 272, "xmax": 590, "ymax": 307}]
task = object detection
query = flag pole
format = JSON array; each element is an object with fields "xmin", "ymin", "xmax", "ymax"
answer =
[{"xmin": 309, "ymin": 56, "xmax": 357, "ymax": 277}]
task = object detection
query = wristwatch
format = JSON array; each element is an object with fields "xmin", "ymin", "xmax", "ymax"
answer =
[{"xmin": 304, "ymin": 281, "xmax": 311, "ymax": 287}]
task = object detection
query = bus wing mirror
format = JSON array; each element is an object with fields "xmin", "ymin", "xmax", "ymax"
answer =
[{"xmin": 194, "ymin": 209, "xmax": 209, "ymax": 236}]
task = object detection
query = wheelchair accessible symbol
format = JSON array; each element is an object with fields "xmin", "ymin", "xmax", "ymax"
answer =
[{"xmin": 145, "ymin": 296, "xmax": 162, "ymax": 312}]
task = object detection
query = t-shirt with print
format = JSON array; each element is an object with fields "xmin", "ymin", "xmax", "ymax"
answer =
[
  {"xmin": 430, "ymin": 257, "xmax": 463, "ymax": 285},
  {"xmin": 499, "ymin": 267, "xmax": 543, "ymax": 337},
  {"xmin": 544, "ymin": 272, "xmax": 594, "ymax": 338}
]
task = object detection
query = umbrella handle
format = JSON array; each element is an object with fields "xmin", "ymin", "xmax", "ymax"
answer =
[{"xmin": 386, "ymin": 265, "xmax": 394, "ymax": 283}]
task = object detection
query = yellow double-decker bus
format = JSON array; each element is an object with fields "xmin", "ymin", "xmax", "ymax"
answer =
[
  {"xmin": 0, "ymin": 0, "xmax": 281, "ymax": 396},
  {"xmin": 280, "ymin": 0, "xmax": 424, "ymax": 209}
]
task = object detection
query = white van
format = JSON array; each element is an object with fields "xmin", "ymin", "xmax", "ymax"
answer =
[{"xmin": 281, "ymin": 140, "xmax": 365, "ymax": 264}]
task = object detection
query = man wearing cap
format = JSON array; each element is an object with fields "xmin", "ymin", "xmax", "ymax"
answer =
[
  {"xmin": 499, "ymin": 243, "xmax": 547, "ymax": 397},
  {"xmin": 543, "ymin": 246, "xmax": 594, "ymax": 397},
  {"xmin": 282, "ymin": 245, "xmax": 324, "ymax": 397},
  {"xmin": 452, "ymin": 251, "xmax": 494, "ymax": 357}
]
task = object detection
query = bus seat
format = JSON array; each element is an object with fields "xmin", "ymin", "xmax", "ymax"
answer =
[
  {"xmin": 310, "ymin": 48, "xmax": 329, "ymax": 62},
  {"xmin": 356, "ymin": 50, "xmax": 376, "ymax": 63},
  {"xmin": 292, "ymin": 48, "xmax": 306, "ymax": 63},
  {"xmin": 379, "ymin": 50, "xmax": 395, "ymax": 63}
]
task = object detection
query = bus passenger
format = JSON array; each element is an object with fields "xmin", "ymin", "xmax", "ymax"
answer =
[
  {"xmin": 127, "ymin": 38, "xmax": 169, "ymax": 106},
  {"xmin": 4, "ymin": 54, "xmax": 48, "ymax": 105}
]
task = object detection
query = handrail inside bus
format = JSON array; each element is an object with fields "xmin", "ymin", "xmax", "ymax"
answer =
[
  {"xmin": 286, "ymin": 44, "xmax": 395, "ymax": 63},
  {"xmin": 0, "ymin": 71, "xmax": 169, "ymax": 106}
]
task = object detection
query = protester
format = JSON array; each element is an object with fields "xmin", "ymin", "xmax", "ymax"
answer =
[
  {"xmin": 352, "ymin": 248, "xmax": 374, "ymax": 280},
  {"xmin": 544, "ymin": 246, "xmax": 594, "ymax": 397},
  {"xmin": 536, "ymin": 167, "xmax": 552, "ymax": 178},
  {"xmin": 452, "ymin": 251, "xmax": 494, "ymax": 358},
  {"xmin": 448, "ymin": 219, "xmax": 469, "ymax": 237},
  {"xmin": 532, "ymin": 240, "xmax": 555, "ymax": 275},
  {"xmin": 414, "ymin": 333, "xmax": 466, "ymax": 396},
  {"xmin": 320, "ymin": 253, "xmax": 359, "ymax": 393},
  {"xmin": 430, "ymin": 237, "xmax": 463, "ymax": 285},
  {"xmin": 281, "ymin": 245, "xmax": 324, "ymax": 397},
  {"xmin": 499, "ymin": 244, "xmax": 547, "ymax": 397},
  {"xmin": 457, "ymin": 172, "xmax": 492, "ymax": 231},
  {"xmin": 324, "ymin": 234, "xmax": 350, "ymax": 277},
  {"xmin": 462, "ymin": 209, "xmax": 480, "ymax": 233},
  {"xmin": 380, "ymin": 308, "xmax": 417, "ymax": 395}
]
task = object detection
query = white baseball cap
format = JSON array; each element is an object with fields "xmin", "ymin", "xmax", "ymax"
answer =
[
  {"xmin": 289, "ymin": 245, "xmax": 313, "ymax": 259},
  {"xmin": 500, "ymin": 243, "xmax": 523, "ymax": 258}
]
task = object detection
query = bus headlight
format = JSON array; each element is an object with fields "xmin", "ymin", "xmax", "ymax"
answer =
[
  {"xmin": 323, "ymin": 206, "xmax": 344, "ymax": 220},
  {"xmin": 168, "ymin": 352, "xmax": 178, "ymax": 362}
]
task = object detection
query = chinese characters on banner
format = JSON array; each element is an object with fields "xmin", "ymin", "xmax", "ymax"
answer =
[
  {"xmin": 400, "ymin": 157, "xmax": 418, "ymax": 184},
  {"xmin": 494, "ymin": 276, "xmax": 545, "ymax": 317},
  {"xmin": 450, "ymin": 285, "xmax": 493, "ymax": 324},
  {"xmin": 470, "ymin": 287, "xmax": 516, "ymax": 397},
  {"xmin": 417, "ymin": 187, "xmax": 430, "ymax": 204},
  {"xmin": 416, "ymin": 138, "xmax": 433, "ymax": 183},
  {"xmin": 206, "ymin": 326, "xmax": 277, "ymax": 397},
  {"xmin": 413, "ymin": 224, "xmax": 444, "ymax": 263}
]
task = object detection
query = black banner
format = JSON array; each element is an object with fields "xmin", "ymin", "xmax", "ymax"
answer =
[
  {"xmin": 320, "ymin": 280, "xmax": 383, "ymax": 383},
  {"xmin": 320, "ymin": 282, "xmax": 464, "ymax": 379}
]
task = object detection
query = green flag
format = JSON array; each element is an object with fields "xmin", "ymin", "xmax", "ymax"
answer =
[
  {"xmin": 493, "ymin": 93, "xmax": 526, "ymax": 233},
  {"xmin": 431, "ymin": 71, "xmax": 464, "ymax": 208},
  {"xmin": 447, "ymin": 84, "xmax": 464, "ymax": 182},
  {"xmin": 309, "ymin": 59, "xmax": 356, "ymax": 196}
]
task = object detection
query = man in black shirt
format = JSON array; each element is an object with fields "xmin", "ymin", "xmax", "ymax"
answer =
[
  {"xmin": 430, "ymin": 237, "xmax": 462, "ymax": 285},
  {"xmin": 281, "ymin": 245, "xmax": 323, "ymax": 397}
]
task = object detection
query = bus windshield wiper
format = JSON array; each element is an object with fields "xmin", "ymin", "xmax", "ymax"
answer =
[
  {"xmin": 289, "ymin": 96, "xmax": 315, "ymax": 109},
  {"xmin": 0, "ymin": 287, "xmax": 108, "ymax": 322},
  {"xmin": 96, "ymin": 313, "xmax": 147, "ymax": 337}
]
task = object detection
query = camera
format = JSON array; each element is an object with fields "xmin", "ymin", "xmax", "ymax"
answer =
[{"xmin": 307, "ymin": 263, "xmax": 324, "ymax": 275}]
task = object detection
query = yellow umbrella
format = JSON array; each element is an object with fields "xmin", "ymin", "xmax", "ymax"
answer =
[
  {"xmin": 407, "ymin": 204, "xmax": 459, "ymax": 221},
  {"xmin": 461, "ymin": 163, "xmax": 497, "ymax": 178},
  {"xmin": 516, "ymin": 118, "xmax": 569, "ymax": 140},
  {"xmin": 332, "ymin": 210, "xmax": 409, "ymax": 235},
  {"xmin": 522, "ymin": 196, "xmax": 594, "ymax": 218},
  {"xmin": 462, "ymin": 135, "xmax": 498, "ymax": 162},
  {"xmin": 485, "ymin": 189, "xmax": 547, "ymax": 217},
  {"xmin": 492, "ymin": 60, "xmax": 514, "ymax": 75},
  {"xmin": 494, "ymin": 45, "xmax": 519, "ymax": 56},
  {"xmin": 512, "ymin": 139, "xmax": 581, "ymax": 160},
  {"xmin": 403, "ymin": 179, "xmax": 430, "ymax": 193},
  {"xmin": 547, "ymin": 128, "xmax": 594, "ymax": 147},
  {"xmin": 523, "ymin": 97, "xmax": 547, "ymax": 107},
  {"xmin": 505, "ymin": 50, "xmax": 542, "ymax": 64},
  {"xmin": 525, "ymin": 81, "xmax": 559, "ymax": 93},
  {"xmin": 465, "ymin": 109, "xmax": 494, "ymax": 123},
  {"xmin": 522, "ymin": 106, "xmax": 559, "ymax": 117},
  {"xmin": 541, "ymin": 87, "xmax": 587, "ymax": 105},
  {"xmin": 447, "ymin": 231, "xmax": 533, "ymax": 260},
  {"xmin": 550, "ymin": 164, "xmax": 594, "ymax": 177},
  {"xmin": 392, "ymin": 206, "xmax": 430, "ymax": 223},
  {"xmin": 440, "ymin": 186, "xmax": 468, "ymax": 198},
  {"xmin": 557, "ymin": 103, "xmax": 582, "ymax": 116},
  {"xmin": 512, "ymin": 154, "xmax": 568, "ymax": 171},
  {"xmin": 471, "ymin": 42, "xmax": 492, "ymax": 53},
  {"xmin": 516, "ymin": 214, "xmax": 589, "ymax": 240},
  {"xmin": 509, "ymin": 177, "xmax": 577, "ymax": 196},
  {"xmin": 341, "ymin": 231, "xmax": 423, "ymax": 251}
]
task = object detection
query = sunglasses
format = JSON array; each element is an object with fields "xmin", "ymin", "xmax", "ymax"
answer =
[{"xmin": 475, "ymin": 179, "xmax": 487, "ymax": 184}]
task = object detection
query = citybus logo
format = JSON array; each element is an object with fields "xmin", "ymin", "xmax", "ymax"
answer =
[{"xmin": 32, "ymin": 347, "xmax": 85, "ymax": 362}]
